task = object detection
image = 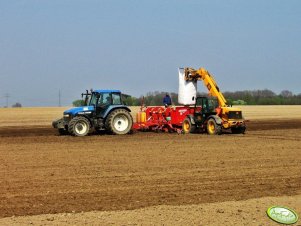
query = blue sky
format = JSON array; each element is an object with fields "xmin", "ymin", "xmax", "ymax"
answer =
[{"xmin": 0, "ymin": 0, "xmax": 300, "ymax": 106}]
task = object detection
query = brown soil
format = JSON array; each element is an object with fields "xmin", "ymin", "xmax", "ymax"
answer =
[
  {"xmin": 0, "ymin": 119, "xmax": 300, "ymax": 222},
  {"xmin": 1, "ymin": 118, "xmax": 300, "ymax": 137},
  {"xmin": 0, "ymin": 195, "xmax": 300, "ymax": 225}
]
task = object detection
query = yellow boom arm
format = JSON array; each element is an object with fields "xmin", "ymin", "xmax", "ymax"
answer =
[{"xmin": 184, "ymin": 67, "xmax": 228, "ymax": 107}]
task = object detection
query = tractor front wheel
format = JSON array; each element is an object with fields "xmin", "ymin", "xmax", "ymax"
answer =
[
  {"xmin": 206, "ymin": 118, "xmax": 222, "ymax": 135},
  {"xmin": 68, "ymin": 116, "xmax": 91, "ymax": 136},
  {"xmin": 105, "ymin": 109, "xmax": 133, "ymax": 135}
]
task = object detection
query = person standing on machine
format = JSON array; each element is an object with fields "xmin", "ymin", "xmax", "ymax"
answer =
[{"xmin": 163, "ymin": 93, "xmax": 172, "ymax": 107}]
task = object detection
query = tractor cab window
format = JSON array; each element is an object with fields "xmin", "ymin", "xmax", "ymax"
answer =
[
  {"xmin": 89, "ymin": 93, "xmax": 98, "ymax": 106},
  {"xmin": 208, "ymin": 98, "xmax": 219, "ymax": 112},
  {"xmin": 83, "ymin": 94, "xmax": 91, "ymax": 106},
  {"xmin": 195, "ymin": 97, "xmax": 218, "ymax": 113},
  {"xmin": 195, "ymin": 97, "xmax": 207, "ymax": 114},
  {"xmin": 112, "ymin": 93, "xmax": 122, "ymax": 105},
  {"xmin": 98, "ymin": 93, "xmax": 111, "ymax": 107},
  {"xmin": 89, "ymin": 92, "xmax": 112, "ymax": 107},
  {"xmin": 196, "ymin": 98, "xmax": 204, "ymax": 108}
]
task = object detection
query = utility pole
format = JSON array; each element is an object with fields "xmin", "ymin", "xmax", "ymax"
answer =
[
  {"xmin": 4, "ymin": 93, "xmax": 10, "ymax": 108},
  {"xmin": 58, "ymin": 89, "xmax": 61, "ymax": 107}
]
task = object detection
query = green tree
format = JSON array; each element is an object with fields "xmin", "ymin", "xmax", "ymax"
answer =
[
  {"xmin": 123, "ymin": 96, "xmax": 139, "ymax": 106},
  {"xmin": 12, "ymin": 102, "xmax": 22, "ymax": 108},
  {"xmin": 72, "ymin": 99, "xmax": 85, "ymax": 107}
]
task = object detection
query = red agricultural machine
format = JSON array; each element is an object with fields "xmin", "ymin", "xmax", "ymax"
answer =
[
  {"xmin": 133, "ymin": 67, "xmax": 246, "ymax": 135},
  {"xmin": 132, "ymin": 105, "xmax": 191, "ymax": 133},
  {"xmin": 132, "ymin": 96, "xmax": 225, "ymax": 134}
]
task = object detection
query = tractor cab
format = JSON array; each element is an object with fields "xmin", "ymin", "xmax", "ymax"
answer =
[
  {"xmin": 76, "ymin": 89, "xmax": 124, "ymax": 118},
  {"xmin": 89, "ymin": 90, "xmax": 123, "ymax": 106},
  {"xmin": 52, "ymin": 89, "xmax": 133, "ymax": 136},
  {"xmin": 193, "ymin": 96, "xmax": 219, "ymax": 124},
  {"xmin": 88, "ymin": 90, "xmax": 123, "ymax": 116}
]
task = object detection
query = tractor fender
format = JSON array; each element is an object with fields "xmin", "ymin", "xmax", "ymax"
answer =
[
  {"xmin": 186, "ymin": 114, "xmax": 196, "ymax": 125},
  {"xmin": 103, "ymin": 105, "xmax": 131, "ymax": 119},
  {"xmin": 207, "ymin": 115, "xmax": 222, "ymax": 125}
]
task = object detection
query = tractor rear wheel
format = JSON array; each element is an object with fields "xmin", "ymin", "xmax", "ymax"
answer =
[
  {"xmin": 105, "ymin": 109, "xmax": 133, "ymax": 135},
  {"xmin": 182, "ymin": 118, "xmax": 196, "ymax": 134},
  {"xmin": 206, "ymin": 118, "xmax": 222, "ymax": 135},
  {"xmin": 68, "ymin": 116, "xmax": 91, "ymax": 136}
]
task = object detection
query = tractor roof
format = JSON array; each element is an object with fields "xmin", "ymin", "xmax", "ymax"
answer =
[{"xmin": 93, "ymin": 89, "xmax": 121, "ymax": 93}]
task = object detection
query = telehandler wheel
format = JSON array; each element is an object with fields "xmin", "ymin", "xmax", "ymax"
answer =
[
  {"xmin": 105, "ymin": 109, "xmax": 133, "ymax": 135},
  {"xmin": 206, "ymin": 118, "xmax": 222, "ymax": 135},
  {"xmin": 68, "ymin": 116, "xmax": 90, "ymax": 136},
  {"xmin": 182, "ymin": 118, "xmax": 196, "ymax": 134}
]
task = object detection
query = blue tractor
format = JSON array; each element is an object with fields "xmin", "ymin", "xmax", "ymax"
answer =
[{"xmin": 52, "ymin": 89, "xmax": 133, "ymax": 136}]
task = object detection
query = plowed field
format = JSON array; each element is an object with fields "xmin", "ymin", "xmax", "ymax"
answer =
[{"xmin": 0, "ymin": 107, "xmax": 300, "ymax": 225}]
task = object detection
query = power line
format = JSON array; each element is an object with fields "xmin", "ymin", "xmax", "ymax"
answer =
[
  {"xmin": 59, "ymin": 89, "xmax": 61, "ymax": 107},
  {"xmin": 4, "ymin": 93, "xmax": 10, "ymax": 108}
]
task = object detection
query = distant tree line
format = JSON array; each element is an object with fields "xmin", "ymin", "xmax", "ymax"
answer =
[
  {"xmin": 72, "ymin": 99, "xmax": 85, "ymax": 107},
  {"xmin": 12, "ymin": 103, "xmax": 22, "ymax": 108},
  {"xmin": 73, "ymin": 89, "xmax": 301, "ymax": 106},
  {"xmin": 224, "ymin": 89, "xmax": 301, "ymax": 105},
  {"xmin": 129, "ymin": 92, "xmax": 179, "ymax": 106},
  {"xmin": 130, "ymin": 90, "xmax": 301, "ymax": 106},
  {"xmin": 1, "ymin": 103, "xmax": 22, "ymax": 108}
]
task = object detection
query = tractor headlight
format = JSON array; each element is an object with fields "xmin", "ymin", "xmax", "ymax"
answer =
[{"xmin": 63, "ymin": 114, "xmax": 70, "ymax": 118}]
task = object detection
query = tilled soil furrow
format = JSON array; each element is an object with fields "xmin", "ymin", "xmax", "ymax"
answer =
[{"xmin": 0, "ymin": 120, "xmax": 300, "ymax": 217}]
